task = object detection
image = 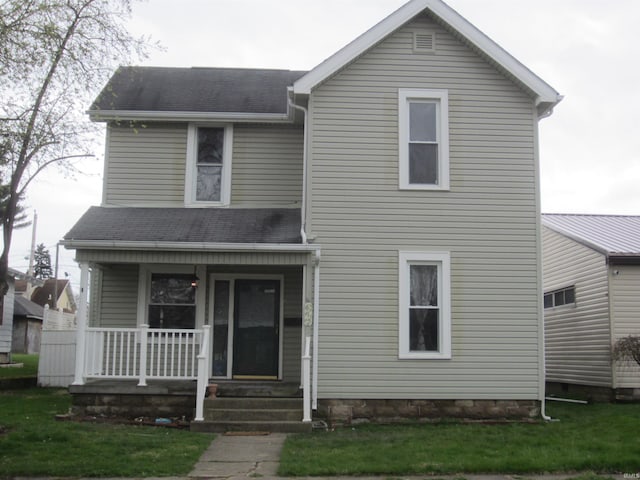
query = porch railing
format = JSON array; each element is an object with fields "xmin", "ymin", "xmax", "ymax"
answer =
[{"xmin": 75, "ymin": 325, "xmax": 210, "ymax": 420}]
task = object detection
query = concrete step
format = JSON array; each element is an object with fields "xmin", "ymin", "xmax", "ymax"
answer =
[
  {"xmin": 190, "ymin": 420, "xmax": 312, "ymax": 433},
  {"xmin": 205, "ymin": 408, "xmax": 303, "ymax": 422},
  {"xmin": 213, "ymin": 381, "xmax": 301, "ymax": 398},
  {"xmin": 205, "ymin": 397, "xmax": 303, "ymax": 410}
]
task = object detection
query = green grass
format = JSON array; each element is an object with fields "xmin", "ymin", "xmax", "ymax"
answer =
[
  {"xmin": 280, "ymin": 402, "xmax": 640, "ymax": 476},
  {"xmin": 0, "ymin": 388, "xmax": 214, "ymax": 477},
  {"xmin": 0, "ymin": 354, "xmax": 39, "ymax": 378}
]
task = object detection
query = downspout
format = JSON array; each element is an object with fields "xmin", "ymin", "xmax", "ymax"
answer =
[
  {"xmin": 534, "ymin": 106, "xmax": 555, "ymax": 422},
  {"xmin": 288, "ymin": 92, "xmax": 320, "ymax": 410},
  {"xmin": 287, "ymin": 94, "xmax": 309, "ymax": 244}
]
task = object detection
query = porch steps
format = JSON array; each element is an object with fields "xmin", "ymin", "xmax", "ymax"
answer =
[{"xmin": 191, "ymin": 397, "xmax": 312, "ymax": 433}]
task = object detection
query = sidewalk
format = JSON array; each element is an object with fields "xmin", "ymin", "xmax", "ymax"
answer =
[{"xmin": 189, "ymin": 432, "xmax": 286, "ymax": 478}]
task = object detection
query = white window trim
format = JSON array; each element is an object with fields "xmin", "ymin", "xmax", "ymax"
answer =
[
  {"xmin": 398, "ymin": 251, "xmax": 451, "ymax": 359},
  {"xmin": 136, "ymin": 264, "xmax": 207, "ymax": 329},
  {"xmin": 398, "ymin": 89, "xmax": 450, "ymax": 191},
  {"xmin": 184, "ymin": 123, "xmax": 233, "ymax": 207}
]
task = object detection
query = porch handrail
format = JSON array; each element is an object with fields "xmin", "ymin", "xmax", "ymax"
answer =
[
  {"xmin": 302, "ymin": 335, "xmax": 312, "ymax": 422},
  {"xmin": 80, "ymin": 326, "xmax": 206, "ymax": 384},
  {"xmin": 194, "ymin": 325, "xmax": 211, "ymax": 422}
]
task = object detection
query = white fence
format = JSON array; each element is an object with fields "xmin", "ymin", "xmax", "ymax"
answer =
[{"xmin": 37, "ymin": 307, "xmax": 77, "ymax": 387}]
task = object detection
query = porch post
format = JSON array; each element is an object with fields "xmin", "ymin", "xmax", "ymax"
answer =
[
  {"xmin": 312, "ymin": 249, "xmax": 321, "ymax": 410},
  {"xmin": 138, "ymin": 324, "xmax": 148, "ymax": 386},
  {"xmin": 72, "ymin": 262, "xmax": 89, "ymax": 385}
]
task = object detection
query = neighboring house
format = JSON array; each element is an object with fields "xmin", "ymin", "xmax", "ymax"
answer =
[
  {"xmin": 62, "ymin": 0, "xmax": 561, "ymax": 429},
  {"xmin": 0, "ymin": 272, "xmax": 17, "ymax": 363},
  {"xmin": 30, "ymin": 279, "xmax": 77, "ymax": 313},
  {"xmin": 542, "ymin": 214, "xmax": 640, "ymax": 401},
  {"xmin": 12, "ymin": 296, "xmax": 44, "ymax": 354}
]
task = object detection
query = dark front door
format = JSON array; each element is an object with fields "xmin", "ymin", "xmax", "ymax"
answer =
[{"xmin": 232, "ymin": 279, "xmax": 280, "ymax": 378}]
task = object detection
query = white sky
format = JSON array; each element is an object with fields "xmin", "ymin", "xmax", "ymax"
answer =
[{"xmin": 10, "ymin": 0, "xmax": 640, "ymax": 293}]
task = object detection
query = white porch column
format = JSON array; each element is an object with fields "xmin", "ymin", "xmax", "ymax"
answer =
[{"xmin": 72, "ymin": 262, "xmax": 90, "ymax": 385}]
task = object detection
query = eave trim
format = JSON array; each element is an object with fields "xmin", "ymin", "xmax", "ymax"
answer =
[
  {"xmin": 87, "ymin": 110, "xmax": 292, "ymax": 123},
  {"xmin": 61, "ymin": 239, "xmax": 319, "ymax": 253}
]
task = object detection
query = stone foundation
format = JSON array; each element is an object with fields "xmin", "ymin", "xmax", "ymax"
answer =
[
  {"xmin": 69, "ymin": 380, "xmax": 196, "ymax": 419},
  {"xmin": 317, "ymin": 399, "xmax": 541, "ymax": 426}
]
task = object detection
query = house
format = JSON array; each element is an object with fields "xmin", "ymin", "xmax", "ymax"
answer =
[
  {"xmin": 30, "ymin": 278, "xmax": 77, "ymax": 313},
  {"xmin": 12, "ymin": 296, "xmax": 44, "ymax": 354},
  {"xmin": 542, "ymin": 214, "xmax": 640, "ymax": 401},
  {"xmin": 62, "ymin": 0, "xmax": 561, "ymax": 429}
]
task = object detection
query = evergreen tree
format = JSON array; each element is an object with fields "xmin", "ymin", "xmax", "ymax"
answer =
[{"xmin": 33, "ymin": 243, "xmax": 52, "ymax": 279}]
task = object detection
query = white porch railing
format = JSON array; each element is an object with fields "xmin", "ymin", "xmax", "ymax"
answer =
[
  {"xmin": 74, "ymin": 324, "xmax": 211, "ymax": 421},
  {"xmin": 83, "ymin": 326, "xmax": 206, "ymax": 382}
]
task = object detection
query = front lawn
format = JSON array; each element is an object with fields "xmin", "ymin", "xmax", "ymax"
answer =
[
  {"xmin": 0, "ymin": 388, "xmax": 213, "ymax": 477},
  {"xmin": 0, "ymin": 354, "xmax": 39, "ymax": 378},
  {"xmin": 280, "ymin": 402, "xmax": 640, "ymax": 475}
]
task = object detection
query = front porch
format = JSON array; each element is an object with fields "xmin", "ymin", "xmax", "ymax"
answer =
[{"xmin": 68, "ymin": 252, "xmax": 319, "ymax": 431}]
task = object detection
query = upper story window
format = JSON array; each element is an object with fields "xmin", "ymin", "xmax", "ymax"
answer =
[
  {"xmin": 398, "ymin": 251, "xmax": 452, "ymax": 359},
  {"xmin": 185, "ymin": 124, "xmax": 233, "ymax": 206},
  {"xmin": 398, "ymin": 89, "xmax": 449, "ymax": 190},
  {"xmin": 544, "ymin": 285, "xmax": 576, "ymax": 309}
]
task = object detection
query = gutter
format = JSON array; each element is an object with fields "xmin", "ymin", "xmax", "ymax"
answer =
[
  {"xmin": 60, "ymin": 240, "xmax": 319, "ymax": 253},
  {"xmin": 87, "ymin": 109, "xmax": 292, "ymax": 124}
]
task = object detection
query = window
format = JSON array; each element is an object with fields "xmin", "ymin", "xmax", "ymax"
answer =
[
  {"xmin": 398, "ymin": 89, "xmax": 449, "ymax": 190},
  {"xmin": 148, "ymin": 273, "xmax": 196, "ymax": 329},
  {"xmin": 185, "ymin": 124, "xmax": 233, "ymax": 206},
  {"xmin": 399, "ymin": 251, "xmax": 451, "ymax": 359},
  {"xmin": 544, "ymin": 286, "xmax": 576, "ymax": 309}
]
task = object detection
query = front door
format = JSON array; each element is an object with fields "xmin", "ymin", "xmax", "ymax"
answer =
[
  {"xmin": 210, "ymin": 276, "xmax": 281, "ymax": 379},
  {"xmin": 232, "ymin": 279, "xmax": 280, "ymax": 378}
]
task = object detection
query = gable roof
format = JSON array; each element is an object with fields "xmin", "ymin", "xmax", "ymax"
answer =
[
  {"xmin": 31, "ymin": 279, "xmax": 71, "ymax": 309},
  {"xmin": 89, "ymin": 67, "xmax": 306, "ymax": 122},
  {"xmin": 14, "ymin": 295, "xmax": 44, "ymax": 320},
  {"xmin": 62, "ymin": 207, "xmax": 304, "ymax": 249},
  {"xmin": 293, "ymin": 0, "xmax": 562, "ymax": 117},
  {"xmin": 542, "ymin": 214, "xmax": 640, "ymax": 263}
]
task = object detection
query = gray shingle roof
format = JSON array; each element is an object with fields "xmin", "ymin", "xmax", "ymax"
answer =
[
  {"xmin": 64, "ymin": 207, "xmax": 302, "ymax": 245},
  {"xmin": 542, "ymin": 214, "xmax": 640, "ymax": 256},
  {"xmin": 14, "ymin": 295, "xmax": 44, "ymax": 319},
  {"xmin": 91, "ymin": 67, "xmax": 307, "ymax": 114}
]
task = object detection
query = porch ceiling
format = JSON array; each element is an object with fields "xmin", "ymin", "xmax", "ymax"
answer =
[{"xmin": 63, "ymin": 207, "xmax": 302, "ymax": 246}]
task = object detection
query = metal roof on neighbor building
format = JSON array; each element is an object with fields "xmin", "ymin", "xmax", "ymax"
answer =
[
  {"xmin": 542, "ymin": 214, "xmax": 640, "ymax": 256},
  {"xmin": 90, "ymin": 67, "xmax": 307, "ymax": 114},
  {"xmin": 63, "ymin": 207, "xmax": 302, "ymax": 245}
]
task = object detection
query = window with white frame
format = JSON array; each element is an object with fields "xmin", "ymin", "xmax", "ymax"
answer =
[
  {"xmin": 148, "ymin": 273, "xmax": 196, "ymax": 329},
  {"xmin": 399, "ymin": 251, "xmax": 451, "ymax": 359},
  {"xmin": 544, "ymin": 285, "xmax": 575, "ymax": 309},
  {"xmin": 185, "ymin": 124, "xmax": 233, "ymax": 205},
  {"xmin": 398, "ymin": 89, "xmax": 449, "ymax": 190}
]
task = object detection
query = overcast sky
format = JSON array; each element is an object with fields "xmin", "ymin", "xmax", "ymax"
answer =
[{"xmin": 10, "ymin": 0, "xmax": 640, "ymax": 292}]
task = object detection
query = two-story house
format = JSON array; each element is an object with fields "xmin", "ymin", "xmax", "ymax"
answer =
[{"xmin": 63, "ymin": 0, "xmax": 561, "ymax": 430}]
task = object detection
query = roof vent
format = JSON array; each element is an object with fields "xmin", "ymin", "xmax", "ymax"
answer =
[{"xmin": 413, "ymin": 31, "xmax": 435, "ymax": 53}]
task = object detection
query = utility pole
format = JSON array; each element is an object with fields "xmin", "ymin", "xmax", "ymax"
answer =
[{"xmin": 27, "ymin": 210, "xmax": 37, "ymax": 276}]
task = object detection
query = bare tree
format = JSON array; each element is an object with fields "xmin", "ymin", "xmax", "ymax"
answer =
[
  {"xmin": 0, "ymin": 0, "xmax": 151, "ymax": 322},
  {"xmin": 612, "ymin": 335, "xmax": 640, "ymax": 368}
]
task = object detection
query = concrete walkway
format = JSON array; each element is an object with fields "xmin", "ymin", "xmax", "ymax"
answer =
[{"xmin": 189, "ymin": 432, "xmax": 286, "ymax": 478}]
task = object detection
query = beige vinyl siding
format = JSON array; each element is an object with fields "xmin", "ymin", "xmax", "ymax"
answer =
[
  {"xmin": 309, "ymin": 14, "xmax": 542, "ymax": 399},
  {"xmin": 95, "ymin": 264, "xmax": 139, "ymax": 328},
  {"xmin": 104, "ymin": 123, "xmax": 187, "ymax": 206},
  {"xmin": 104, "ymin": 123, "xmax": 303, "ymax": 208},
  {"xmin": 610, "ymin": 265, "xmax": 640, "ymax": 388},
  {"xmin": 542, "ymin": 227, "xmax": 612, "ymax": 387},
  {"xmin": 232, "ymin": 125, "xmax": 303, "ymax": 207}
]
